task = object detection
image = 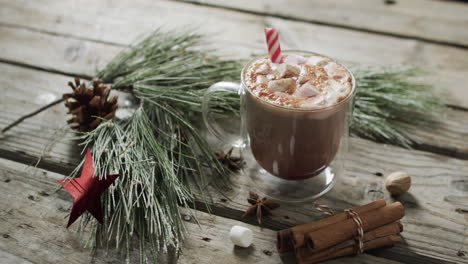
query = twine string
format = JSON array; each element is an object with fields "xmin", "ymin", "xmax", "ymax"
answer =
[
  {"xmin": 314, "ymin": 203, "xmax": 365, "ymax": 254},
  {"xmin": 313, "ymin": 202, "xmax": 335, "ymax": 216},
  {"xmin": 344, "ymin": 209, "xmax": 364, "ymax": 254}
]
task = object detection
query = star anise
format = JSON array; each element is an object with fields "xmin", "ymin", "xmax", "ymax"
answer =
[
  {"xmin": 241, "ymin": 192, "xmax": 280, "ymax": 224},
  {"xmin": 215, "ymin": 148, "xmax": 244, "ymax": 171}
]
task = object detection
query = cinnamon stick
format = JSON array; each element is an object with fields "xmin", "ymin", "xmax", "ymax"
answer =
[
  {"xmin": 305, "ymin": 202, "xmax": 404, "ymax": 251},
  {"xmin": 300, "ymin": 221, "xmax": 402, "ymax": 255},
  {"xmin": 277, "ymin": 200, "xmax": 386, "ymax": 253},
  {"xmin": 297, "ymin": 235, "xmax": 402, "ymax": 264}
]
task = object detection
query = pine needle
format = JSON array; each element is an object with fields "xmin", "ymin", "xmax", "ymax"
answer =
[{"xmin": 351, "ymin": 67, "xmax": 444, "ymax": 147}]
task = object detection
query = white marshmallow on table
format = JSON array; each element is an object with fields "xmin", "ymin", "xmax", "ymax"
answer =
[
  {"xmin": 277, "ymin": 64, "xmax": 300, "ymax": 78},
  {"xmin": 268, "ymin": 78, "xmax": 295, "ymax": 92},
  {"xmin": 229, "ymin": 225, "xmax": 253, "ymax": 248}
]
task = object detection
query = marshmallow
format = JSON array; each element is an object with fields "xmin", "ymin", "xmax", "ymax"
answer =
[
  {"xmin": 256, "ymin": 63, "xmax": 271, "ymax": 75},
  {"xmin": 298, "ymin": 76, "xmax": 308, "ymax": 85},
  {"xmin": 256, "ymin": 75, "xmax": 268, "ymax": 85},
  {"xmin": 324, "ymin": 62, "xmax": 348, "ymax": 80},
  {"xmin": 266, "ymin": 74, "xmax": 275, "ymax": 80},
  {"xmin": 284, "ymin": 54, "xmax": 307, "ymax": 65},
  {"xmin": 299, "ymin": 96, "xmax": 325, "ymax": 109},
  {"xmin": 268, "ymin": 78, "xmax": 295, "ymax": 92},
  {"xmin": 229, "ymin": 225, "xmax": 253, "ymax": 248},
  {"xmin": 328, "ymin": 79, "xmax": 343, "ymax": 92},
  {"xmin": 295, "ymin": 82, "xmax": 319, "ymax": 98},
  {"xmin": 306, "ymin": 56, "xmax": 327, "ymax": 66},
  {"xmin": 298, "ymin": 64, "xmax": 315, "ymax": 84},
  {"xmin": 277, "ymin": 64, "xmax": 300, "ymax": 78}
]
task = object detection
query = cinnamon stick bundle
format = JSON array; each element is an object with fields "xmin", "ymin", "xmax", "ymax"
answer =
[
  {"xmin": 276, "ymin": 201, "xmax": 405, "ymax": 264},
  {"xmin": 306, "ymin": 202, "xmax": 404, "ymax": 250},
  {"xmin": 277, "ymin": 200, "xmax": 386, "ymax": 253},
  {"xmin": 297, "ymin": 235, "xmax": 401, "ymax": 264},
  {"xmin": 301, "ymin": 221, "xmax": 402, "ymax": 255}
]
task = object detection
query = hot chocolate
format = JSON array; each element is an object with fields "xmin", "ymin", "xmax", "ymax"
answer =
[{"xmin": 243, "ymin": 52, "xmax": 355, "ymax": 180}]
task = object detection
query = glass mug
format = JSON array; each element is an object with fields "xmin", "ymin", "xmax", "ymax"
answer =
[{"xmin": 202, "ymin": 51, "xmax": 356, "ymax": 202}]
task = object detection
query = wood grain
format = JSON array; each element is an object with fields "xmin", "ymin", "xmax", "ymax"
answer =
[
  {"xmin": 176, "ymin": 0, "xmax": 468, "ymax": 47},
  {"xmin": 0, "ymin": 0, "xmax": 468, "ymax": 108},
  {"xmin": 0, "ymin": 158, "xmax": 401, "ymax": 264},
  {"xmin": 0, "ymin": 63, "xmax": 466, "ymax": 263},
  {"xmin": 0, "ymin": 160, "xmax": 127, "ymax": 264},
  {"xmin": 0, "ymin": 250, "xmax": 34, "ymax": 264},
  {"xmin": 0, "ymin": 26, "xmax": 118, "ymax": 78}
]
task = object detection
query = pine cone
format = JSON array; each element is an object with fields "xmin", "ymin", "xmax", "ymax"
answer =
[{"xmin": 64, "ymin": 78, "xmax": 118, "ymax": 132}]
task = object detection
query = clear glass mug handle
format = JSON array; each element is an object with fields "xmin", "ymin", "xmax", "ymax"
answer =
[{"xmin": 202, "ymin": 81, "xmax": 247, "ymax": 148}]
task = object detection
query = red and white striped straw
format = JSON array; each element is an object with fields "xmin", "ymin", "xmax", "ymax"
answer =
[{"xmin": 264, "ymin": 27, "xmax": 284, "ymax": 64}]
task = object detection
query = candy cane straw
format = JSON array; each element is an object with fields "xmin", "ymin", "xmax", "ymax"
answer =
[{"xmin": 264, "ymin": 27, "xmax": 284, "ymax": 64}]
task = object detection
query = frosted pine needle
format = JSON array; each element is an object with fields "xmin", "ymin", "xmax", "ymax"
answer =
[{"xmin": 351, "ymin": 67, "xmax": 443, "ymax": 147}]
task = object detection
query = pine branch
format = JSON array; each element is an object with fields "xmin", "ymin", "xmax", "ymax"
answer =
[
  {"xmin": 350, "ymin": 67, "xmax": 444, "ymax": 147},
  {"xmin": 74, "ymin": 112, "xmax": 190, "ymax": 262},
  {"xmin": 73, "ymin": 29, "xmax": 240, "ymax": 263}
]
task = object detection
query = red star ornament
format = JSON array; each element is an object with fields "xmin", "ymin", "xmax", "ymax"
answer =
[{"xmin": 58, "ymin": 148, "xmax": 119, "ymax": 227}]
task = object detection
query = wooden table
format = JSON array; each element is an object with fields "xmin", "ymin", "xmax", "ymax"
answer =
[{"xmin": 1, "ymin": 0, "xmax": 467, "ymax": 263}]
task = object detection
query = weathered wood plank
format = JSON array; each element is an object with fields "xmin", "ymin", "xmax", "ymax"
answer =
[
  {"xmin": 0, "ymin": 25, "xmax": 118, "ymax": 78},
  {"xmin": 407, "ymin": 109, "xmax": 468, "ymax": 159},
  {"xmin": 0, "ymin": 30, "xmax": 468, "ymax": 159},
  {"xmin": 0, "ymin": 0, "xmax": 468, "ymax": 108},
  {"xmin": 0, "ymin": 250, "xmax": 34, "ymax": 264},
  {"xmin": 0, "ymin": 64, "xmax": 466, "ymax": 263},
  {"xmin": 0, "ymin": 161, "xmax": 126, "ymax": 263},
  {"xmin": 0, "ymin": 63, "xmax": 81, "ymax": 173},
  {"xmin": 0, "ymin": 158, "xmax": 400, "ymax": 264},
  {"xmin": 176, "ymin": 0, "xmax": 468, "ymax": 48}
]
